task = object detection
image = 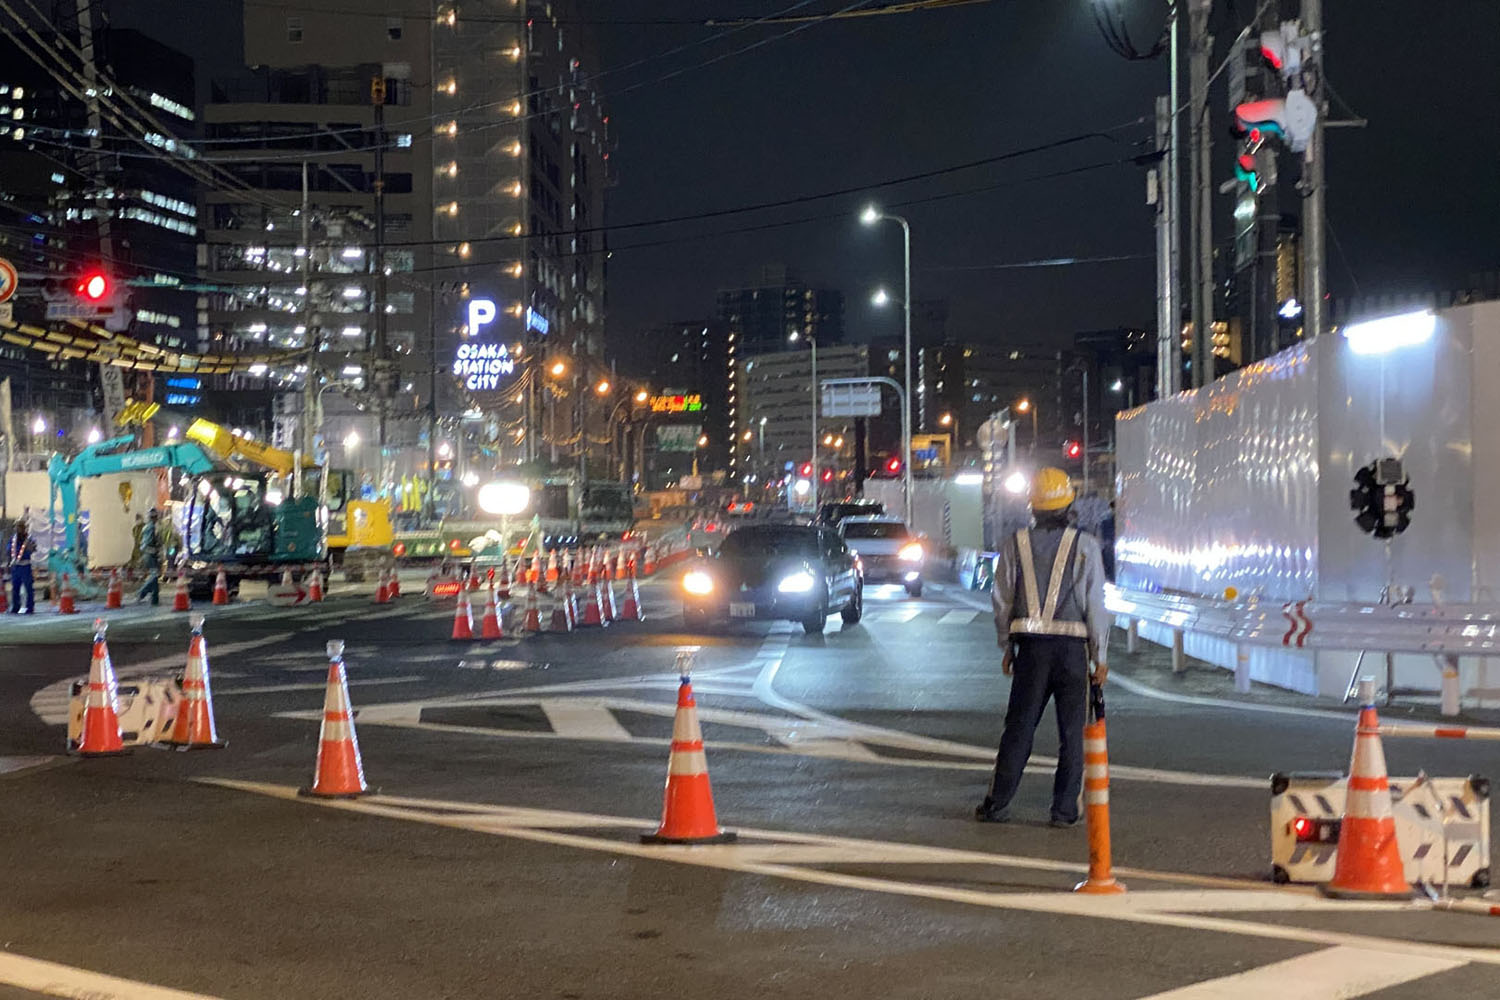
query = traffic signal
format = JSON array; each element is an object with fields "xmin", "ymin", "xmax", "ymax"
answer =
[
  {"xmin": 76, "ymin": 270, "xmax": 110, "ymax": 302},
  {"xmin": 1063, "ymin": 440, "xmax": 1082, "ymax": 460},
  {"xmin": 1350, "ymin": 458, "xmax": 1413, "ymax": 539},
  {"xmin": 1233, "ymin": 126, "xmax": 1277, "ymax": 195},
  {"xmin": 1234, "ymin": 93, "xmax": 1317, "ymax": 153},
  {"xmin": 799, "ymin": 462, "xmax": 813, "ymax": 478},
  {"xmin": 820, "ymin": 468, "xmax": 833, "ymax": 483},
  {"xmin": 1258, "ymin": 21, "xmax": 1309, "ymax": 79},
  {"xmin": 884, "ymin": 456, "xmax": 902, "ymax": 476}
]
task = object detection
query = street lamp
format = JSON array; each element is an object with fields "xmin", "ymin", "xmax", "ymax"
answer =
[
  {"xmin": 477, "ymin": 479, "xmax": 530, "ymax": 554},
  {"xmin": 860, "ymin": 204, "xmax": 914, "ymax": 523},
  {"xmin": 635, "ymin": 389, "xmax": 649, "ymax": 404},
  {"xmin": 550, "ymin": 360, "xmax": 567, "ymax": 377},
  {"xmin": 871, "ymin": 287, "xmax": 891, "ymax": 308},
  {"xmin": 595, "ymin": 379, "xmax": 611, "ymax": 395},
  {"xmin": 1015, "ymin": 397, "xmax": 1039, "ymax": 454},
  {"xmin": 789, "ymin": 329, "xmax": 817, "ymax": 511}
]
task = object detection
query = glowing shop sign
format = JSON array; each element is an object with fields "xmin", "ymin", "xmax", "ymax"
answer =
[
  {"xmin": 650, "ymin": 393, "xmax": 703, "ymax": 414},
  {"xmin": 453, "ymin": 341, "xmax": 515, "ymax": 391}
]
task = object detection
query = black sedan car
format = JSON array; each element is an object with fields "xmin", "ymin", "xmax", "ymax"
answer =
[{"xmin": 681, "ymin": 524, "xmax": 863, "ymax": 634}]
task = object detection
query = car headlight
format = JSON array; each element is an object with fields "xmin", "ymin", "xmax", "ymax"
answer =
[
  {"xmin": 898, "ymin": 542, "xmax": 924, "ymax": 562},
  {"xmin": 682, "ymin": 570, "xmax": 714, "ymax": 596},
  {"xmin": 777, "ymin": 571, "xmax": 816, "ymax": 593}
]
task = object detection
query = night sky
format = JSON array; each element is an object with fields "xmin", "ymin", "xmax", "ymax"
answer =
[{"xmin": 109, "ymin": 0, "xmax": 1500, "ymax": 351}]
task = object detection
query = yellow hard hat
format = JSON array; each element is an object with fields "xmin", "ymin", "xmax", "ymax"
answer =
[{"xmin": 1029, "ymin": 467, "xmax": 1075, "ymax": 511}]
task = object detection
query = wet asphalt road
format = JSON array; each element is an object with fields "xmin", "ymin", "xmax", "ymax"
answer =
[{"xmin": 0, "ymin": 575, "xmax": 1496, "ymax": 998}]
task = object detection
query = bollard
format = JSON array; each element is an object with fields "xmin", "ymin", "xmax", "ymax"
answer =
[
  {"xmin": 1171, "ymin": 628, "xmax": 1185, "ymax": 674},
  {"xmin": 1074, "ymin": 683, "xmax": 1125, "ymax": 895},
  {"xmin": 1235, "ymin": 644, "xmax": 1251, "ymax": 694},
  {"xmin": 1125, "ymin": 618, "xmax": 1138, "ymax": 655},
  {"xmin": 1439, "ymin": 653, "xmax": 1461, "ymax": 717}
]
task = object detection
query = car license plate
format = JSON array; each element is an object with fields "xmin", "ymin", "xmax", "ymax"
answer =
[{"xmin": 730, "ymin": 601, "xmax": 756, "ymax": 618}]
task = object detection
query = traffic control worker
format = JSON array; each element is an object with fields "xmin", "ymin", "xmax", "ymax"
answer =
[{"xmin": 977, "ymin": 467, "xmax": 1110, "ymax": 826}]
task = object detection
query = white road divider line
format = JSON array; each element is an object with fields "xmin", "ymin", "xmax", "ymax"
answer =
[
  {"xmin": 939, "ymin": 610, "xmax": 981, "ymax": 625},
  {"xmin": 0, "ymin": 950, "xmax": 224, "ymax": 999},
  {"xmin": 0, "ymin": 755, "xmax": 63, "ymax": 777},
  {"xmin": 1134, "ymin": 945, "xmax": 1465, "ymax": 999},
  {"xmin": 216, "ymin": 676, "xmax": 426, "ymax": 696},
  {"xmin": 539, "ymin": 698, "xmax": 634, "ymax": 741}
]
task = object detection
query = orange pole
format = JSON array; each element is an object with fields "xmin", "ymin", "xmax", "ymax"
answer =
[{"xmin": 1075, "ymin": 684, "xmax": 1126, "ymax": 895}]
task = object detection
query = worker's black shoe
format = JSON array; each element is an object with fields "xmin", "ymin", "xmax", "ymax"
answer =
[
  {"xmin": 1048, "ymin": 814, "xmax": 1081, "ymax": 829},
  {"xmin": 974, "ymin": 800, "xmax": 1010, "ymax": 823}
]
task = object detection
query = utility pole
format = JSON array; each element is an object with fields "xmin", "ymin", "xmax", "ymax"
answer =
[
  {"xmin": 1252, "ymin": 1, "xmax": 1282, "ymax": 359},
  {"xmin": 1188, "ymin": 0, "xmax": 1214, "ymax": 388},
  {"xmin": 1300, "ymin": 0, "xmax": 1326, "ymax": 341},
  {"xmin": 1153, "ymin": 94, "xmax": 1180, "ymax": 399},
  {"xmin": 300, "ymin": 161, "xmax": 318, "ymax": 464},
  {"xmin": 369, "ymin": 76, "xmax": 392, "ymax": 493}
]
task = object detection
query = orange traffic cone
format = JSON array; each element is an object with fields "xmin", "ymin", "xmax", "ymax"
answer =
[
  {"xmin": 522, "ymin": 581, "xmax": 542, "ymax": 633},
  {"xmin": 0, "ymin": 577, "xmax": 8, "ymax": 612},
  {"xmin": 615, "ymin": 549, "xmax": 627, "ymax": 582},
  {"xmin": 1321, "ymin": 679, "xmax": 1411, "ymax": 899},
  {"xmin": 644, "ymin": 545, "xmax": 658, "ymax": 576},
  {"xmin": 387, "ymin": 567, "xmax": 401, "ymax": 598},
  {"xmin": 620, "ymin": 565, "xmax": 645, "ymax": 622},
  {"xmin": 497, "ymin": 560, "xmax": 512, "ymax": 600},
  {"xmin": 546, "ymin": 549, "xmax": 560, "ymax": 584},
  {"xmin": 171, "ymin": 572, "xmax": 191, "ymax": 612},
  {"xmin": 532, "ymin": 554, "xmax": 548, "ymax": 594},
  {"xmin": 451, "ymin": 589, "xmax": 475, "ymax": 640},
  {"xmin": 578, "ymin": 578, "xmax": 606, "ymax": 627},
  {"xmin": 300, "ymin": 640, "xmax": 372, "ymax": 798},
  {"xmin": 602, "ymin": 575, "xmax": 619, "ymax": 623},
  {"xmin": 163, "ymin": 613, "xmax": 225, "ymax": 750},
  {"xmin": 480, "ymin": 584, "xmax": 504, "ymax": 640},
  {"xmin": 75, "ymin": 619, "xmax": 126, "ymax": 756},
  {"xmin": 1074, "ymin": 685, "xmax": 1125, "ymax": 895},
  {"xmin": 57, "ymin": 574, "xmax": 77, "ymax": 615},
  {"xmin": 307, "ymin": 568, "xmax": 324, "ymax": 603},
  {"xmin": 642, "ymin": 666, "xmax": 735, "ymax": 844},
  {"xmin": 549, "ymin": 587, "xmax": 572, "ymax": 632},
  {"xmin": 104, "ymin": 570, "xmax": 123, "ymax": 610},
  {"xmin": 372, "ymin": 569, "xmax": 390, "ymax": 605},
  {"xmin": 212, "ymin": 567, "xmax": 230, "ymax": 605}
]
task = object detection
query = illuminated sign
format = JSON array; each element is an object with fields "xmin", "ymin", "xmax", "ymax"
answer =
[
  {"xmin": 452, "ymin": 342, "xmax": 515, "ymax": 391},
  {"xmin": 525, "ymin": 306, "xmax": 549, "ymax": 335},
  {"xmin": 650, "ymin": 393, "xmax": 703, "ymax": 414},
  {"xmin": 467, "ymin": 298, "xmax": 497, "ymax": 333}
]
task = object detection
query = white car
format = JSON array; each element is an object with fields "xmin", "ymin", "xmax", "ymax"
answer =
[{"xmin": 839, "ymin": 515, "xmax": 925, "ymax": 597}]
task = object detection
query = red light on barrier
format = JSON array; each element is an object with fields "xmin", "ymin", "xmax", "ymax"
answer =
[
  {"xmin": 393, "ymin": 541, "xmax": 407, "ymax": 557},
  {"xmin": 431, "ymin": 580, "xmax": 462, "ymax": 597},
  {"xmin": 1292, "ymin": 816, "xmax": 1314, "ymax": 840}
]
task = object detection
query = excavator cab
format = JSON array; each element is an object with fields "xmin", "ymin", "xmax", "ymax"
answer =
[{"xmin": 185, "ymin": 472, "xmax": 322, "ymax": 568}]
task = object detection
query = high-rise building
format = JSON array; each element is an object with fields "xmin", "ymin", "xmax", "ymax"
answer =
[
  {"xmin": 629, "ymin": 319, "xmax": 730, "ymax": 476},
  {"xmin": 0, "ymin": 27, "xmax": 199, "ymax": 428},
  {"xmin": 736, "ymin": 344, "xmax": 868, "ymax": 490},
  {"xmin": 202, "ymin": 0, "xmax": 610, "ymax": 468}
]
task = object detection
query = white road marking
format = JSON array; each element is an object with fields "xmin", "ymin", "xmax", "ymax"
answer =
[
  {"xmin": 939, "ymin": 610, "xmax": 981, "ymax": 625},
  {"xmin": 206, "ymin": 780, "xmax": 1484, "ymax": 973},
  {"xmin": 0, "ymin": 755, "xmax": 61, "ymax": 777},
  {"xmin": 1134, "ymin": 945, "xmax": 1465, "ymax": 999},
  {"xmin": 216, "ymin": 676, "xmax": 426, "ymax": 696},
  {"xmin": 0, "ymin": 950, "xmax": 223, "ymax": 999},
  {"xmin": 866, "ymin": 608, "xmax": 922, "ymax": 624},
  {"xmin": 539, "ymin": 698, "xmax": 634, "ymax": 741}
]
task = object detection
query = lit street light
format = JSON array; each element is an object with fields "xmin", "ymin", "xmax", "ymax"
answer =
[
  {"xmin": 595, "ymin": 380, "xmax": 611, "ymax": 395},
  {"xmin": 635, "ymin": 389, "xmax": 649, "ymax": 404},
  {"xmin": 550, "ymin": 360, "xmax": 567, "ymax": 377},
  {"xmin": 860, "ymin": 204, "xmax": 914, "ymax": 522},
  {"xmin": 1015, "ymin": 397, "xmax": 1039, "ymax": 454},
  {"xmin": 789, "ymin": 329, "xmax": 818, "ymax": 511},
  {"xmin": 871, "ymin": 287, "xmax": 891, "ymax": 308}
]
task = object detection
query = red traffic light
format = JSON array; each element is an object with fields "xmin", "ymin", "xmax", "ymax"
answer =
[
  {"xmin": 1063, "ymin": 440, "xmax": 1082, "ymax": 460},
  {"xmin": 885, "ymin": 456, "xmax": 902, "ymax": 475},
  {"xmin": 820, "ymin": 468, "xmax": 833, "ymax": 483},
  {"xmin": 76, "ymin": 271, "xmax": 110, "ymax": 301},
  {"xmin": 799, "ymin": 462, "xmax": 813, "ymax": 477}
]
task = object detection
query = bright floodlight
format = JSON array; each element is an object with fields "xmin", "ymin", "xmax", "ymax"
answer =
[
  {"xmin": 871, "ymin": 288, "xmax": 891, "ymax": 308},
  {"xmin": 1109, "ymin": 379, "xmax": 1124, "ymax": 393},
  {"xmin": 87, "ymin": 427, "xmax": 102, "ymax": 443},
  {"xmin": 793, "ymin": 478, "xmax": 811, "ymax": 496},
  {"xmin": 1343, "ymin": 310, "xmax": 1436, "ymax": 356},
  {"xmin": 477, "ymin": 480, "xmax": 530, "ymax": 516},
  {"xmin": 954, "ymin": 471, "xmax": 983, "ymax": 486},
  {"xmin": 31, "ymin": 416, "xmax": 45, "ymax": 434},
  {"xmin": 460, "ymin": 470, "xmax": 480, "ymax": 487},
  {"xmin": 1278, "ymin": 298, "xmax": 1303, "ymax": 319},
  {"xmin": 788, "ymin": 330, "xmax": 801, "ymax": 344},
  {"xmin": 343, "ymin": 431, "xmax": 360, "ymax": 450},
  {"xmin": 860, "ymin": 204, "xmax": 880, "ymax": 225},
  {"xmin": 1003, "ymin": 470, "xmax": 1029, "ymax": 495},
  {"xmin": 437, "ymin": 441, "xmax": 453, "ymax": 459}
]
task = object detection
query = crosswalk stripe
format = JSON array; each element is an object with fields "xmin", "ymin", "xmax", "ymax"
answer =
[
  {"xmin": 866, "ymin": 608, "xmax": 922, "ymax": 624},
  {"xmin": 539, "ymin": 699, "xmax": 634, "ymax": 741},
  {"xmin": 939, "ymin": 610, "xmax": 980, "ymax": 625},
  {"xmin": 1136, "ymin": 945, "xmax": 1465, "ymax": 999}
]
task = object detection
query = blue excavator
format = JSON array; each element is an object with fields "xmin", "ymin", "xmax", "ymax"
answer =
[{"xmin": 47, "ymin": 433, "xmax": 323, "ymax": 597}]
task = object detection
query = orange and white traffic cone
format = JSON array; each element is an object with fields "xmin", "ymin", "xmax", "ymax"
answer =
[
  {"xmin": 546, "ymin": 548, "xmax": 560, "ymax": 584},
  {"xmin": 75, "ymin": 619, "xmax": 126, "ymax": 756},
  {"xmin": 615, "ymin": 549, "xmax": 627, "ymax": 582},
  {"xmin": 162, "ymin": 613, "xmax": 225, "ymax": 750},
  {"xmin": 549, "ymin": 585, "xmax": 572, "ymax": 632},
  {"xmin": 480, "ymin": 584, "xmax": 504, "ymax": 640},
  {"xmin": 522, "ymin": 581, "xmax": 542, "ymax": 633},
  {"xmin": 105, "ymin": 570, "xmax": 123, "ymax": 610},
  {"xmin": 307, "ymin": 568, "xmax": 324, "ymax": 603},
  {"xmin": 1321, "ymin": 678, "xmax": 1411, "ymax": 899},
  {"xmin": 300, "ymin": 640, "xmax": 372, "ymax": 798},
  {"xmin": 171, "ymin": 572, "xmax": 191, "ymax": 612},
  {"xmin": 372, "ymin": 569, "xmax": 390, "ymax": 605},
  {"xmin": 620, "ymin": 564, "xmax": 645, "ymax": 622},
  {"xmin": 387, "ymin": 567, "xmax": 401, "ymax": 599},
  {"xmin": 532, "ymin": 554, "xmax": 548, "ymax": 594},
  {"xmin": 0, "ymin": 578, "xmax": 8, "ymax": 612},
  {"xmin": 642, "ymin": 656, "xmax": 735, "ymax": 844},
  {"xmin": 451, "ymin": 589, "xmax": 475, "ymax": 640},
  {"xmin": 643, "ymin": 545, "xmax": 658, "ymax": 576},
  {"xmin": 578, "ymin": 577, "xmax": 606, "ymax": 627},
  {"xmin": 57, "ymin": 574, "xmax": 77, "ymax": 615},
  {"xmin": 1074, "ymin": 684, "xmax": 1125, "ymax": 895},
  {"xmin": 212, "ymin": 567, "xmax": 230, "ymax": 606},
  {"xmin": 602, "ymin": 574, "xmax": 619, "ymax": 623},
  {"xmin": 563, "ymin": 576, "xmax": 579, "ymax": 630},
  {"xmin": 497, "ymin": 560, "xmax": 512, "ymax": 600}
]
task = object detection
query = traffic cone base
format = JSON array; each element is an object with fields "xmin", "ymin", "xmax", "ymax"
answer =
[
  {"xmin": 212, "ymin": 568, "xmax": 230, "ymax": 606},
  {"xmin": 105, "ymin": 571, "xmax": 124, "ymax": 610},
  {"xmin": 388, "ymin": 568, "xmax": 401, "ymax": 598},
  {"xmin": 301, "ymin": 642, "xmax": 374, "ymax": 798},
  {"xmin": 172, "ymin": 574, "xmax": 191, "ymax": 612},
  {"xmin": 480, "ymin": 587, "xmax": 504, "ymax": 640},
  {"xmin": 1320, "ymin": 693, "xmax": 1410, "ymax": 900},
  {"xmin": 307, "ymin": 570, "xmax": 324, "ymax": 603},
  {"xmin": 373, "ymin": 570, "xmax": 390, "ymax": 604},
  {"xmin": 452, "ymin": 592, "xmax": 475, "ymax": 640},
  {"xmin": 58, "ymin": 575, "xmax": 78, "ymax": 615},
  {"xmin": 641, "ymin": 675, "xmax": 733, "ymax": 844},
  {"xmin": 162, "ymin": 616, "xmax": 226, "ymax": 750}
]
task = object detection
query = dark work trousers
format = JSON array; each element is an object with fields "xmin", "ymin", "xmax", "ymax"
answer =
[
  {"xmin": 9, "ymin": 564, "xmax": 34, "ymax": 613},
  {"xmin": 985, "ymin": 635, "xmax": 1090, "ymax": 822}
]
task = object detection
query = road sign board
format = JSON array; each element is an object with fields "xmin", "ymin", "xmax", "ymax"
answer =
[
  {"xmin": 46, "ymin": 301, "xmax": 113, "ymax": 321},
  {"xmin": 0, "ymin": 258, "xmax": 16, "ymax": 304},
  {"xmin": 821, "ymin": 383, "xmax": 881, "ymax": 418}
]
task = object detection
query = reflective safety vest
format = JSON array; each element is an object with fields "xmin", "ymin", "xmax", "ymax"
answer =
[{"xmin": 1011, "ymin": 527, "xmax": 1088, "ymax": 640}]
